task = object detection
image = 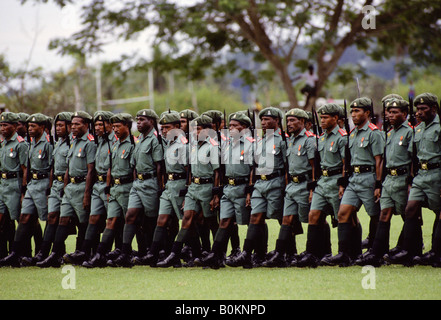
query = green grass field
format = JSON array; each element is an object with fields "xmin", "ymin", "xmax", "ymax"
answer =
[{"xmin": 1, "ymin": 208, "xmax": 440, "ymax": 300}]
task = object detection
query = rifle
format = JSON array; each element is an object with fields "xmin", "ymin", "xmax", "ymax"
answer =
[
  {"xmin": 247, "ymin": 108, "xmax": 257, "ymax": 193},
  {"xmin": 311, "ymin": 105, "xmax": 322, "ymax": 182},
  {"xmin": 152, "ymin": 119, "xmax": 166, "ymax": 192},
  {"xmin": 339, "ymin": 100, "xmax": 352, "ymax": 188},
  {"xmin": 381, "ymin": 101, "xmax": 388, "ymax": 182},
  {"xmin": 408, "ymin": 96, "xmax": 418, "ymax": 180},
  {"xmin": 179, "ymin": 114, "xmax": 191, "ymax": 197}
]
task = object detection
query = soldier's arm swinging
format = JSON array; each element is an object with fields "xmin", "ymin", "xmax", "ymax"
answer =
[
  {"xmin": 374, "ymin": 154, "xmax": 382, "ymax": 201},
  {"xmin": 83, "ymin": 162, "xmax": 95, "ymax": 212},
  {"xmin": 210, "ymin": 168, "xmax": 220, "ymax": 210}
]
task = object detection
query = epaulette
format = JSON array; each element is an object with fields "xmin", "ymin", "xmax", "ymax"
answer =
[
  {"xmin": 17, "ymin": 135, "xmax": 25, "ymax": 142},
  {"xmin": 153, "ymin": 131, "xmax": 158, "ymax": 137},
  {"xmin": 87, "ymin": 134, "xmax": 94, "ymax": 141},
  {"xmin": 349, "ymin": 127, "xmax": 355, "ymax": 134},
  {"xmin": 245, "ymin": 136, "xmax": 255, "ymax": 143},
  {"xmin": 320, "ymin": 132, "xmax": 325, "ymax": 137},
  {"xmin": 338, "ymin": 128, "xmax": 347, "ymax": 136},
  {"xmin": 305, "ymin": 131, "xmax": 315, "ymax": 137},
  {"xmin": 133, "ymin": 136, "xmax": 139, "ymax": 143},
  {"xmin": 181, "ymin": 136, "xmax": 188, "ymax": 144},
  {"xmin": 220, "ymin": 133, "xmax": 227, "ymax": 141},
  {"xmin": 45, "ymin": 135, "xmax": 51, "ymax": 142},
  {"xmin": 368, "ymin": 123, "xmax": 378, "ymax": 131},
  {"xmin": 209, "ymin": 137, "xmax": 219, "ymax": 146}
]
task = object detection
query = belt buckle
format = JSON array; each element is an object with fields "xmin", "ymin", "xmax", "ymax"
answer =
[
  {"xmin": 322, "ymin": 169, "xmax": 328, "ymax": 177},
  {"xmin": 261, "ymin": 175, "xmax": 267, "ymax": 180},
  {"xmin": 293, "ymin": 176, "xmax": 299, "ymax": 183},
  {"xmin": 98, "ymin": 175, "xmax": 104, "ymax": 182},
  {"xmin": 33, "ymin": 173, "xmax": 38, "ymax": 180},
  {"xmin": 194, "ymin": 177, "xmax": 200, "ymax": 184},
  {"xmin": 1, "ymin": 173, "xmax": 6, "ymax": 179},
  {"xmin": 70, "ymin": 177, "xmax": 75, "ymax": 183},
  {"xmin": 421, "ymin": 163, "xmax": 428, "ymax": 170},
  {"xmin": 228, "ymin": 178, "xmax": 235, "ymax": 186},
  {"xmin": 137, "ymin": 174, "xmax": 144, "ymax": 180},
  {"xmin": 391, "ymin": 169, "xmax": 397, "ymax": 176},
  {"xmin": 354, "ymin": 166, "xmax": 360, "ymax": 173},
  {"xmin": 58, "ymin": 176, "xmax": 63, "ymax": 182},
  {"xmin": 168, "ymin": 173, "xmax": 174, "ymax": 181},
  {"xmin": 114, "ymin": 178, "xmax": 121, "ymax": 185}
]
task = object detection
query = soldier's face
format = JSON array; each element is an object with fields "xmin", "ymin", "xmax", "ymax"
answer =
[
  {"xmin": 161, "ymin": 123, "xmax": 179, "ymax": 139},
  {"xmin": 387, "ymin": 108, "xmax": 406, "ymax": 127},
  {"xmin": 137, "ymin": 116, "xmax": 153, "ymax": 133},
  {"xmin": 27, "ymin": 122, "xmax": 45, "ymax": 138},
  {"xmin": 320, "ymin": 114, "xmax": 338, "ymax": 131},
  {"xmin": 113, "ymin": 122, "xmax": 129, "ymax": 140},
  {"xmin": 180, "ymin": 118, "xmax": 188, "ymax": 132},
  {"xmin": 55, "ymin": 120, "xmax": 70, "ymax": 138},
  {"xmin": 261, "ymin": 116, "xmax": 278, "ymax": 132},
  {"xmin": 94, "ymin": 121, "xmax": 105, "ymax": 137},
  {"xmin": 351, "ymin": 107, "xmax": 369, "ymax": 126},
  {"xmin": 416, "ymin": 104, "xmax": 435, "ymax": 123},
  {"xmin": 71, "ymin": 117, "xmax": 88, "ymax": 137},
  {"xmin": 229, "ymin": 120, "xmax": 245, "ymax": 137},
  {"xmin": 0, "ymin": 122, "xmax": 16, "ymax": 140},
  {"xmin": 286, "ymin": 116, "xmax": 303, "ymax": 134}
]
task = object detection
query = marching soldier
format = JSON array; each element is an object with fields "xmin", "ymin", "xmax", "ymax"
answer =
[
  {"xmin": 22, "ymin": 112, "xmax": 73, "ymax": 266},
  {"xmin": 0, "ymin": 113, "xmax": 28, "ymax": 259},
  {"xmin": 228, "ymin": 106, "xmax": 287, "ymax": 268},
  {"xmin": 1, "ymin": 113, "xmax": 52, "ymax": 267},
  {"xmin": 138, "ymin": 111, "xmax": 188, "ymax": 266},
  {"xmin": 63, "ymin": 110, "xmax": 117, "ymax": 265},
  {"xmin": 386, "ymin": 93, "xmax": 441, "ymax": 266},
  {"xmin": 110, "ymin": 109, "xmax": 163, "ymax": 267},
  {"xmin": 180, "ymin": 109, "xmax": 198, "ymax": 134},
  {"xmin": 37, "ymin": 111, "xmax": 96, "ymax": 268},
  {"xmin": 157, "ymin": 114, "xmax": 220, "ymax": 267},
  {"xmin": 356, "ymin": 98, "xmax": 413, "ymax": 266},
  {"xmin": 201, "ymin": 112, "xmax": 254, "ymax": 269},
  {"xmin": 296, "ymin": 103, "xmax": 347, "ymax": 268},
  {"xmin": 82, "ymin": 113, "xmax": 135, "ymax": 268},
  {"xmin": 321, "ymin": 97, "xmax": 384, "ymax": 267}
]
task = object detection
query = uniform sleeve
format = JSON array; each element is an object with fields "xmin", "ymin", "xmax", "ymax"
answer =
[
  {"xmin": 339, "ymin": 135, "xmax": 348, "ymax": 158},
  {"xmin": 210, "ymin": 144, "xmax": 220, "ymax": 171},
  {"xmin": 18, "ymin": 142, "xmax": 29, "ymax": 167},
  {"xmin": 407, "ymin": 129, "xmax": 414, "ymax": 154},
  {"xmin": 46, "ymin": 143, "xmax": 54, "ymax": 167},
  {"xmin": 151, "ymin": 137, "xmax": 164, "ymax": 163},
  {"xmin": 370, "ymin": 130, "xmax": 385, "ymax": 157},
  {"xmin": 305, "ymin": 136, "xmax": 316, "ymax": 160},
  {"xmin": 86, "ymin": 141, "xmax": 97, "ymax": 164}
]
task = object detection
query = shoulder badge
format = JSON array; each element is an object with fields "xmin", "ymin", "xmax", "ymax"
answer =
[
  {"xmin": 87, "ymin": 134, "xmax": 94, "ymax": 141},
  {"xmin": 368, "ymin": 123, "xmax": 378, "ymax": 131},
  {"xmin": 209, "ymin": 137, "xmax": 219, "ymax": 146},
  {"xmin": 181, "ymin": 136, "xmax": 188, "ymax": 144},
  {"xmin": 338, "ymin": 128, "xmax": 347, "ymax": 136},
  {"xmin": 220, "ymin": 133, "xmax": 227, "ymax": 141},
  {"xmin": 305, "ymin": 131, "xmax": 314, "ymax": 137},
  {"xmin": 45, "ymin": 135, "xmax": 50, "ymax": 142},
  {"xmin": 153, "ymin": 131, "xmax": 158, "ymax": 137},
  {"xmin": 245, "ymin": 136, "xmax": 256, "ymax": 143},
  {"xmin": 133, "ymin": 136, "xmax": 139, "ymax": 143},
  {"xmin": 17, "ymin": 135, "xmax": 25, "ymax": 142}
]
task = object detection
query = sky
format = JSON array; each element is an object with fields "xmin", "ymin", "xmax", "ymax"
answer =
[{"xmin": 0, "ymin": 0, "xmax": 152, "ymax": 74}]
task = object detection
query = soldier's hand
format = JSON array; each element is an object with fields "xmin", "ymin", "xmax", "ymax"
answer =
[
  {"xmin": 246, "ymin": 193, "xmax": 251, "ymax": 207},
  {"xmin": 338, "ymin": 186, "xmax": 345, "ymax": 199},
  {"xmin": 309, "ymin": 190, "xmax": 313, "ymax": 203},
  {"xmin": 83, "ymin": 194, "xmax": 91, "ymax": 212},
  {"xmin": 210, "ymin": 195, "xmax": 219, "ymax": 211},
  {"xmin": 374, "ymin": 188, "xmax": 381, "ymax": 202}
]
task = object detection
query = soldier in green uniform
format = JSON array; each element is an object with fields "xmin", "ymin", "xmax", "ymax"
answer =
[
  {"xmin": 37, "ymin": 111, "xmax": 96, "ymax": 267},
  {"xmin": 81, "ymin": 113, "xmax": 135, "ymax": 268},
  {"xmin": 228, "ymin": 106, "xmax": 287, "ymax": 268},
  {"xmin": 63, "ymin": 110, "xmax": 117, "ymax": 265},
  {"xmin": 296, "ymin": 103, "xmax": 347, "ymax": 267},
  {"xmin": 356, "ymin": 98, "xmax": 413, "ymax": 266},
  {"xmin": 201, "ymin": 112, "xmax": 254, "ymax": 269},
  {"xmin": 137, "ymin": 111, "xmax": 188, "ymax": 266},
  {"xmin": 158, "ymin": 114, "xmax": 220, "ymax": 267},
  {"xmin": 1, "ymin": 113, "xmax": 52, "ymax": 267},
  {"xmin": 16, "ymin": 112, "xmax": 29, "ymax": 140},
  {"xmin": 0, "ymin": 112, "xmax": 28, "ymax": 259},
  {"xmin": 387, "ymin": 93, "xmax": 441, "ymax": 266},
  {"xmin": 321, "ymin": 97, "xmax": 384, "ymax": 267},
  {"xmin": 180, "ymin": 109, "xmax": 198, "ymax": 135},
  {"xmin": 110, "ymin": 109, "xmax": 163, "ymax": 267},
  {"xmin": 21, "ymin": 112, "xmax": 72, "ymax": 266},
  {"xmin": 263, "ymin": 108, "xmax": 316, "ymax": 267}
]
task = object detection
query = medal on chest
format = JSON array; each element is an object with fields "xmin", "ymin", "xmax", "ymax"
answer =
[
  {"xmin": 360, "ymin": 137, "xmax": 365, "ymax": 147},
  {"xmin": 329, "ymin": 141, "xmax": 334, "ymax": 151},
  {"xmin": 297, "ymin": 144, "xmax": 301, "ymax": 156},
  {"xmin": 9, "ymin": 148, "xmax": 13, "ymax": 157},
  {"xmin": 77, "ymin": 148, "xmax": 82, "ymax": 157},
  {"xmin": 38, "ymin": 149, "xmax": 42, "ymax": 159},
  {"xmin": 399, "ymin": 136, "xmax": 403, "ymax": 146}
]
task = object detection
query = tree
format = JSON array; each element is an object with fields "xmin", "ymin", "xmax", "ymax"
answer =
[{"xmin": 20, "ymin": 0, "xmax": 441, "ymax": 109}]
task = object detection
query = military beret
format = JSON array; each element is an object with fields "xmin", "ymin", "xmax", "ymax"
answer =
[
  {"xmin": 192, "ymin": 114, "xmax": 213, "ymax": 127},
  {"xmin": 317, "ymin": 103, "xmax": 343, "ymax": 116},
  {"xmin": 350, "ymin": 97, "xmax": 372, "ymax": 110},
  {"xmin": 414, "ymin": 93, "xmax": 439, "ymax": 107},
  {"xmin": 285, "ymin": 108, "xmax": 309, "ymax": 120},
  {"xmin": 93, "ymin": 111, "xmax": 114, "ymax": 123},
  {"xmin": 0, "ymin": 112, "xmax": 19, "ymax": 123},
  {"xmin": 202, "ymin": 110, "xmax": 223, "ymax": 121},
  {"xmin": 72, "ymin": 111, "xmax": 93, "ymax": 122},
  {"xmin": 259, "ymin": 106, "xmax": 283, "ymax": 120},
  {"xmin": 306, "ymin": 111, "xmax": 313, "ymax": 121},
  {"xmin": 27, "ymin": 113, "xmax": 48, "ymax": 124},
  {"xmin": 381, "ymin": 93, "xmax": 403, "ymax": 103},
  {"xmin": 159, "ymin": 111, "xmax": 181, "ymax": 125},
  {"xmin": 136, "ymin": 109, "xmax": 159, "ymax": 120},
  {"xmin": 55, "ymin": 112, "xmax": 74, "ymax": 123},
  {"xmin": 110, "ymin": 113, "xmax": 133, "ymax": 124},
  {"xmin": 17, "ymin": 112, "xmax": 29, "ymax": 123},
  {"xmin": 385, "ymin": 98, "xmax": 409, "ymax": 112},
  {"xmin": 228, "ymin": 112, "xmax": 252, "ymax": 127},
  {"xmin": 179, "ymin": 109, "xmax": 199, "ymax": 120}
]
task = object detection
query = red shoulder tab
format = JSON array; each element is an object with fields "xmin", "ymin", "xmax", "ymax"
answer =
[
  {"xmin": 133, "ymin": 136, "xmax": 138, "ymax": 143},
  {"xmin": 338, "ymin": 128, "xmax": 347, "ymax": 136},
  {"xmin": 17, "ymin": 135, "xmax": 25, "ymax": 142},
  {"xmin": 349, "ymin": 127, "xmax": 355, "ymax": 134},
  {"xmin": 181, "ymin": 136, "xmax": 188, "ymax": 144},
  {"xmin": 87, "ymin": 134, "xmax": 94, "ymax": 141},
  {"xmin": 319, "ymin": 132, "xmax": 325, "ymax": 137},
  {"xmin": 285, "ymin": 132, "xmax": 290, "ymax": 138},
  {"xmin": 305, "ymin": 131, "xmax": 314, "ymax": 137},
  {"xmin": 220, "ymin": 133, "xmax": 227, "ymax": 141},
  {"xmin": 368, "ymin": 123, "xmax": 378, "ymax": 131},
  {"xmin": 246, "ymin": 136, "xmax": 256, "ymax": 143},
  {"xmin": 153, "ymin": 131, "xmax": 158, "ymax": 137},
  {"xmin": 46, "ymin": 135, "xmax": 50, "ymax": 142},
  {"xmin": 209, "ymin": 138, "xmax": 219, "ymax": 146}
]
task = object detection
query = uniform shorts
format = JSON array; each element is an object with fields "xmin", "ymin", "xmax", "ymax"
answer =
[
  {"xmin": 158, "ymin": 179, "xmax": 186, "ymax": 219},
  {"xmin": 408, "ymin": 168, "xmax": 441, "ymax": 213},
  {"xmin": 108, "ymin": 182, "xmax": 132, "ymax": 219},
  {"xmin": 183, "ymin": 183, "xmax": 215, "ymax": 218},
  {"xmin": 0, "ymin": 178, "xmax": 22, "ymax": 220},
  {"xmin": 21, "ymin": 178, "xmax": 50, "ymax": 221},
  {"xmin": 380, "ymin": 174, "xmax": 408, "ymax": 215},
  {"xmin": 48, "ymin": 180, "xmax": 64, "ymax": 214},
  {"xmin": 128, "ymin": 178, "xmax": 159, "ymax": 217},
  {"xmin": 340, "ymin": 172, "xmax": 380, "ymax": 217},
  {"xmin": 220, "ymin": 184, "xmax": 250, "ymax": 225},
  {"xmin": 251, "ymin": 176, "xmax": 285, "ymax": 220},
  {"xmin": 60, "ymin": 181, "xmax": 89, "ymax": 223},
  {"xmin": 90, "ymin": 181, "xmax": 108, "ymax": 217},
  {"xmin": 283, "ymin": 181, "xmax": 310, "ymax": 223},
  {"xmin": 310, "ymin": 175, "xmax": 340, "ymax": 219}
]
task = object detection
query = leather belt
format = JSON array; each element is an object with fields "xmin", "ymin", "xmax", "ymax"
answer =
[
  {"xmin": 419, "ymin": 162, "xmax": 441, "ymax": 171},
  {"xmin": 137, "ymin": 172, "xmax": 157, "ymax": 180},
  {"xmin": 257, "ymin": 171, "xmax": 284, "ymax": 181},
  {"xmin": 1, "ymin": 172, "xmax": 19, "ymax": 179},
  {"xmin": 97, "ymin": 173, "xmax": 107, "ymax": 182},
  {"xmin": 289, "ymin": 174, "xmax": 308, "ymax": 183},
  {"xmin": 167, "ymin": 172, "xmax": 186, "ymax": 181},
  {"xmin": 56, "ymin": 175, "xmax": 64, "ymax": 182},
  {"xmin": 321, "ymin": 168, "xmax": 343, "ymax": 177},
  {"xmin": 352, "ymin": 165, "xmax": 373, "ymax": 174},
  {"xmin": 69, "ymin": 176, "xmax": 86, "ymax": 184},
  {"xmin": 387, "ymin": 167, "xmax": 409, "ymax": 176},
  {"xmin": 31, "ymin": 172, "xmax": 49, "ymax": 180},
  {"xmin": 192, "ymin": 177, "xmax": 213, "ymax": 184},
  {"xmin": 112, "ymin": 175, "xmax": 133, "ymax": 185},
  {"xmin": 225, "ymin": 176, "xmax": 249, "ymax": 186}
]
